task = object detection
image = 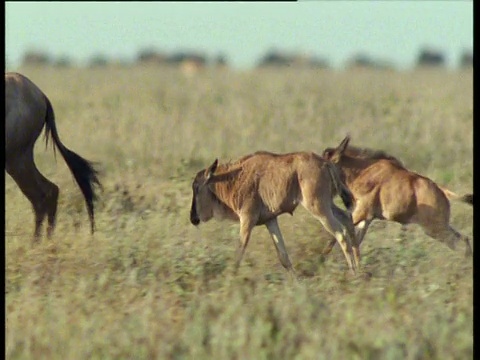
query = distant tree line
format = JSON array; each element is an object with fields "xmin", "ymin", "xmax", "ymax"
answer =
[
  {"xmin": 256, "ymin": 50, "xmax": 329, "ymax": 69},
  {"xmin": 18, "ymin": 47, "xmax": 473, "ymax": 70}
]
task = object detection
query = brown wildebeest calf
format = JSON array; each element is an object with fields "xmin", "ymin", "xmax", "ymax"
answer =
[
  {"xmin": 5, "ymin": 72, "xmax": 101, "ymax": 241},
  {"xmin": 189, "ymin": 151, "xmax": 359, "ymax": 276},
  {"xmin": 322, "ymin": 136, "xmax": 473, "ymax": 261}
]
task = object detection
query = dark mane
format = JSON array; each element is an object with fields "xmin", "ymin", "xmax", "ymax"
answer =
[{"xmin": 345, "ymin": 145, "xmax": 405, "ymax": 167}]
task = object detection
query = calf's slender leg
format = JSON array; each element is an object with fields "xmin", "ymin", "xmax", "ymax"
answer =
[
  {"xmin": 265, "ymin": 218, "xmax": 296, "ymax": 278},
  {"xmin": 234, "ymin": 216, "xmax": 256, "ymax": 273},
  {"xmin": 302, "ymin": 198, "xmax": 357, "ymax": 274}
]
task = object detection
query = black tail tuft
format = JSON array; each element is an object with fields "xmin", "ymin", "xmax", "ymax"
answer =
[
  {"xmin": 461, "ymin": 194, "xmax": 473, "ymax": 206},
  {"xmin": 44, "ymin": 96, "xmax": 102, "ymax": 233},
  {"xmin": 340, "ymin": 188, "xmax": 354, "ymax": 211},
  {"xmin": 61, "ymin": 148, "xmax": 102, "ymax": 233}
]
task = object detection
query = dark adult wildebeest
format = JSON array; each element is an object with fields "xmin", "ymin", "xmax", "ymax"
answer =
[
  {"xmin": 5, "ymin": 72, "xmax": 101, "ymax": 241},
  {"xmin": 189, "ymin": 151, "xmax": 359, "ymax": 277},
  {"xmin": 322, "ymin": 136, "xmax": 473, "ymax": 260}
]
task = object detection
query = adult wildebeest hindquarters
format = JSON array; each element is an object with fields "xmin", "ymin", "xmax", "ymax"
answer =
[
  {"xmin": 322, "ymin": 136, "xmax": 473, "ymax": 259},
  {"xmin": 189, "ymin": 151, "xmax": 359, "ymax": 276},
  {"xmin": 5, "ymin": 72, "xmax": 101, "ymax": 240}
]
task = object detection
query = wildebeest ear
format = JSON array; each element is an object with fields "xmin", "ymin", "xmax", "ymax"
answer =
[
  {"xmin": 205, "ymin": 159, "xmax": 218, "ymax": 181},
  {"xmin": 323, "ymin": 148, "xmax": 334, "ymax": 160},
  {"xmin": 208, "ymin": 167, "xmax": 242, "ymax": 184},
  {"xmin": 330, "ymin": 135, "xmax": 350, "ymax": 162},
  {"xmin": 337, "ymin": 135, "xmax": 350, "ymax": 152}
]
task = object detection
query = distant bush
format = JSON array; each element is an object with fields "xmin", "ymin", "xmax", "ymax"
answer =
[
  {"xmin": 459, "ymin": 50, "xmax": 473, "ymax": 68},
  {"xmin": 417, "ymin": 48, "xmax": 445, "ymax": 68},
  {"xmin": 214, "ymin": 53, "xmax": 228, "ymax": 67},
  {"xmin": 89, "ymin": 54, "xmax": 109, "ymax": 68},
  {"xmin": 345, "ymin": 53, "xmax": 394, "ymax": 71},
  {"xmin": 22, "ymin": 50, "xmax": 51, "ymax": 66},
  {"xmin": 166, "ymin": 52, "xmax": 207, "ymax": 66},
  {"xmin": 54, "ymin": 56, "xmax": 73, "ymax": 68},
  {"xmin": 257, "ymin": 50, "xmax": 329, "ymax": 69},
  {"xmin": 137, "ymin": 48, "xmax": 168, "ymax": 64}
]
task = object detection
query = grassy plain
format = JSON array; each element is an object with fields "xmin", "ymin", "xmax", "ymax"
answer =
[{"xmin": 5, "ymin": 65, "xmax": 473, "ymax": 359}]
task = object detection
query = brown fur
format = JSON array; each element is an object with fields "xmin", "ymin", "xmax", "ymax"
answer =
[
  {"xmin": 334, "ymin": 145, "xmax": 406, "ymax": 168},
  {"xmin": 190, "ymin": 151, "xmax": 359, "ymax": 276},
  {"xmin": 322, "ymin": 136, "xmax": 473, "ymax": 259}
]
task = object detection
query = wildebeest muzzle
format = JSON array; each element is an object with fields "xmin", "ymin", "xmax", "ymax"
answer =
[{"xmin": 190, "ymin": 197, "xmax": 200, "ymax": 225}]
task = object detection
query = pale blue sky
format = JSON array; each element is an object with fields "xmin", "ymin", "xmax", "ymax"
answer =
[{"xmin": 5, "ymin": 1, "xmax": 473, "ymax": 70}]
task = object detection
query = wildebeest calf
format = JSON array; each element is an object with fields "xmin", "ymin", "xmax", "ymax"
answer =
[
  {"xmin": 322, "ymin": 136, "xmax": 473, "ymax": 260},
  {"xmin": 189, "ymin": 151, "xmax": 358, "ymax": 276}
]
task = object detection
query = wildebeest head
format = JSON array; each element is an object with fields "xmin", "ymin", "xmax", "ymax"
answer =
[
  {"xmin": 323, "ymin": 135, "xmax": 350, "ymax": 163},
  {"xmin": 190, "ymin": 159, "xmax": 243, "ymax": 226},
  {"xmin": 190, "ymin": 159, "xmax": 219, "ymax": 225},
  {"xmin": 322, "ymin": 136, "xmax": 350, "ymax": 186},
  {"xmin": 323, "ymin": 135, "xmax": 405, "ymax": 169}
]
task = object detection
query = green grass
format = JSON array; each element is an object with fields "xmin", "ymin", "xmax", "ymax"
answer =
[{"xmin": 6, "ymin": 65, "xmax": 473, "ymax": 359}]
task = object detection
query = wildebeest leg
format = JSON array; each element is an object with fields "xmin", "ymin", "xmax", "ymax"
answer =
[
  {"xmin": 459, "ymin": 232, "xmax": 473, "ymax": 258},
  {"xmin": 234, "ymin": 216, "xmax": 256, "ymax": 273},
  {"xmin": 46, "ymin": 187, "xmax": 59, "ymax": 238},
  {"xmin": 425, "ymin": 225, "xmax": 472, "ymax": 258},
  {"xmin": 322, "ymin": 238, "xmax": 336, "ymax": 255},
  {"xmin": 322, "ymin": 204, "xmax": 355, "ymax": 253},
  {"xmin": 265, "ymin": 218, "xmax": 296, "ymax": 277},
  {"xmin": 455, "ymin": 230, "xmax": 473, "ymax": 258},
  {"xmin": 332, "ymin": 203, "xmax": 360, "ymax": 267},
  {"xmin": 303, "ymin": 200, "xmax": 357, "ymax": 274},
  {"xmin": 6, "ymin": 151, "xmax": 59, "ymax": 241},
  {"xmin": 349, "ymin": 219, "xmax": 371, "ymax": 265},
  {"xmin": 354, "ymin": 219, "xmax": 371, "ymax": 247},
  {"xmin": 324, "ymin": 205, "xmax": 371, "ymax": 265},
  {"xmin": 322, "ymin": 204, "xmax": 360, "ymax": 265}
]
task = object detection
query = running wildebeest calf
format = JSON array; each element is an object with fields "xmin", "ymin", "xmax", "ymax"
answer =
[
  {"xmin": 5, "ymin": 72, "xmax": 101, "ymax": 241},
  {"xmin": 189, "ymin": 151, "xmax": 359, "ymax": 277},
  {"xmin": 322, "ymin": 136, "xmax": 473, "ymax": 260}
]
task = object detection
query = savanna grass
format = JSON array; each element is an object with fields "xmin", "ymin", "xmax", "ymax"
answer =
[{"xmin": 6, "ymin": 64, "xmax": 472, "ymax": 359}]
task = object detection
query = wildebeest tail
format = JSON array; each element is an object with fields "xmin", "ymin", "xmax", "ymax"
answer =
[
  {"xmin": 44, "ymin": 96, "xmax": 102, "ymax": 233},
  {"xmin": 439, "ymin": 186, "xmax": 473, "ymax": 206},
  {"xmin": 461, "ymin": 194, "xmax": 474, "ymax": 205},
  {"xmin": 325, "ymin": 162, "xmax": 355, "ymax": 211}
]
